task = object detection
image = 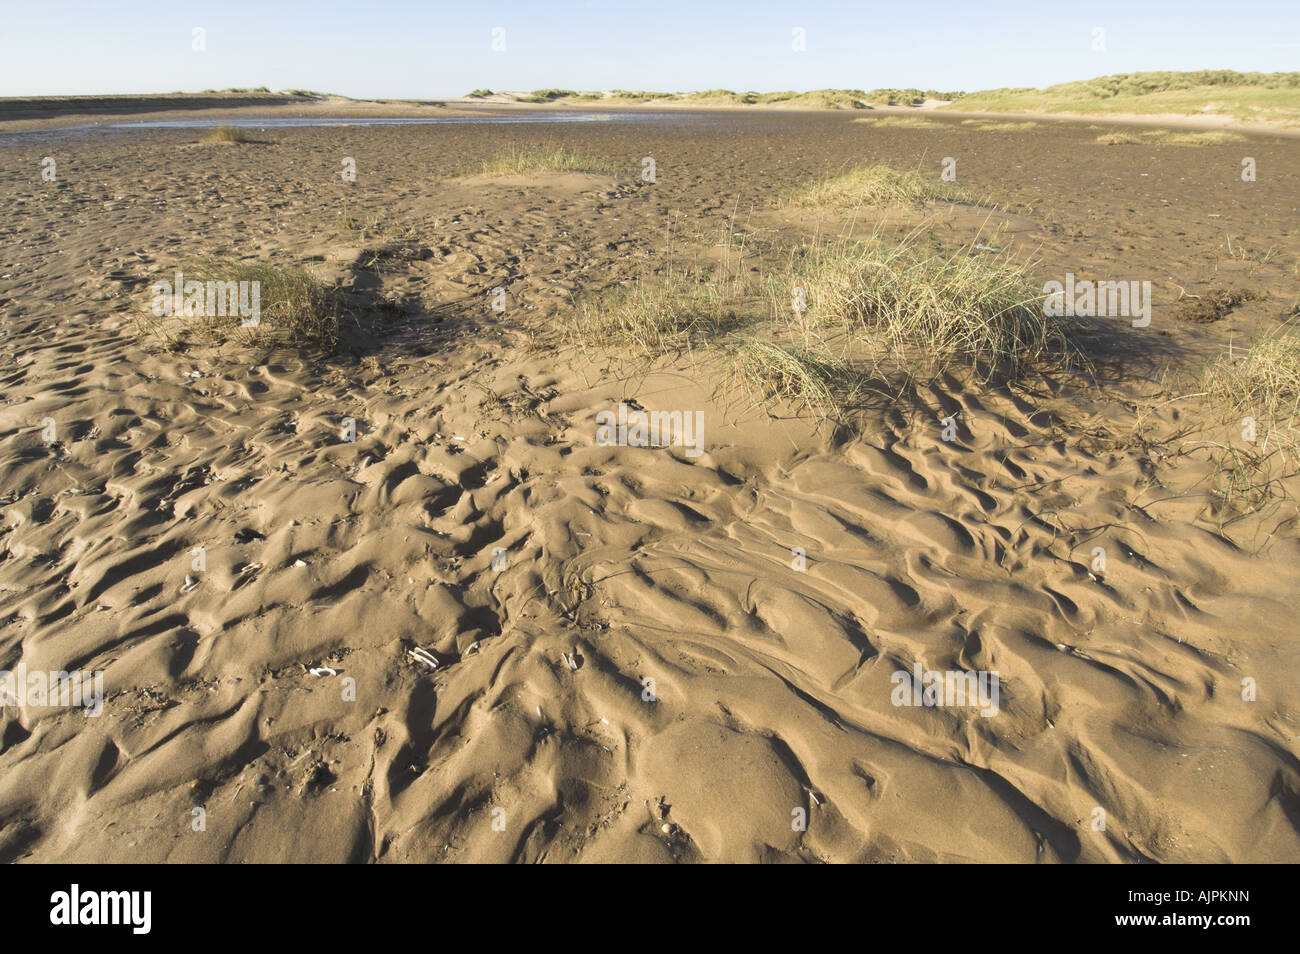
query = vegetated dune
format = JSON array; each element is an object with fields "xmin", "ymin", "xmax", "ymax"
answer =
[{"xmin": 942, "ymin": 71, "xmax": 1300, "ymax": 125}]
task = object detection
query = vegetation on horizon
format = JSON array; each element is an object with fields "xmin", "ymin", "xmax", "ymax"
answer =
[
  {"xmin": 945, "ymin": 71, "xmax": 1300, "ymax": 123},
  {"xmin": 487, "ymin": 87, "xmax": 964, "ymax": 107},
  {"xmin": 457, "ymin": 72, "xmax": 1299, "ymax": 122}
]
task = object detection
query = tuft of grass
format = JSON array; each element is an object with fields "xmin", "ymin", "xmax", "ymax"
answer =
[
  {"xmin": 730, "ymin": 338, "xmax": 864, "ymax": 421},
  {"xmin": 204, "ymin": 125, "xmax": 253, "ymax": 143},
  {"xmin": 478, "ymin": 144, "xmax": 616, "ymax": 176},
  {"xmin": 334, "ymin": 214, "xmax": 430, "ymax": 269},
  {"xmin": 559, "ymin": 273, "xmax": 745, "ymax": 356},
  {"xmin": 1176, "ymin": 287, "xmax": 1261, "ymax": 322},
  {"xmin": 1161, "ymin": 130, "xmax": 1247, "ymax": 145},
  {"xmin": 784, "ymin": 239, "xmax": 1075, "ymax": 383},
  {"xmin": 1202, "ymin": 323, "xmax": 1300, "ymax": 448},
  {"xmin": 1096, "ymin": 131, "xmax": 1146, "ymax": 144},
  {"xmin": 609, "ymin": 89, "xmax": 672, "ymax": 102},
  {"xmin": 971, "ymin": 120, "xmax": 1040, "ymax": 131},
  {"xmin": 555, "ymin": 234, "xmax": 1074, "ymax": 403},
  {"xmin": 1097, "ymin": 129, "xmax": 1247, "ymax": 145},
  {"xmin": 140, "ymin": 261, "xmax": 342, "ymax": 350},
  {"xmin": 787, "ymin": 163, "xmax": 961, "ymax": 209},
  {"xmin": 854, "ymin": 115, "xmax": 942, "ymax": 129}
]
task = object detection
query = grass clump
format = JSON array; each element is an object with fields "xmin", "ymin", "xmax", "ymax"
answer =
[
  {"xmin": 971, "ymin": 120, "xmax": 1040, "ymax": 131},
  {"xmin": 609, "ymin": 90, "xmax": 672, "ymax": 102},
  {"xmin": 478, "ymin": 144, "xmax": 615, "ymax": 176},
  {"xmin": 1202, "ymin": 323, "xmax": 1300, "ymax": 447},
  {"xmin": 786, "ymin": 239, "xmax": 1074, "ymax": 382},
  {"xmin": 140, "ymin": 261, "xmax": 342, "ymax": 350},
  {"xmin": 1097, "ymin": 128, "xmax": 1247, "ymax": 145},
  {"xmin": 855, "ymin": 115, "xmax": 942, "ymax": 129},
  {"xmin": 730, "ymin": 339, "xmax": 864, "ymax": 421},
  {"xmin": 787, "ymin": 164, "xmax": 960, "ymax": 209},
  {"xmin": 1096, "ymin": 131, "xmax": 1146, "ymax": 144},
  {"xmin": 559, "ymin": 274, "xmax": 745, "ymax": 356},
  {"xmin": 1160, "ymin": 130, "xmax": 1247, "ymax": 145},
  {"xmin": 1190, "ymin": 323, "xmax": 1300, "ymax": 522},
  {"xmin": 763, "ymin": 90, "xmax": 870, "ymax": 109},
  {"xmin": 204, "ymin": 125, "xmax": 252, "ymax": 143},
  {"xmin": 334, "ymin": 212, "xmax": 429, "ymax": 269},
  {"xmin": 555, "ymin": 234, "xmax": 1073, "ymax": 425}
]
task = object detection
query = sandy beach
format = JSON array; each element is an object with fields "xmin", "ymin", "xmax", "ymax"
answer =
[{"xmin": 1, "ymin": 96, "xmax": 1298, "ymax": 863}]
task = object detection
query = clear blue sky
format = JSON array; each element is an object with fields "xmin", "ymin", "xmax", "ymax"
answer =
[{"xmin": 2, "ymin": 0, "xmax": 1297, "ymax": 98}]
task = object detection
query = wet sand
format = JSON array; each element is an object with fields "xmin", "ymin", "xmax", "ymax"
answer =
[{"xmin": 1, "ymin": 102, "xmax": 1298, "ymax": 862}]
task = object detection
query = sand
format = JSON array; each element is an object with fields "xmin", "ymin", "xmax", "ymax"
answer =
[{"xmin": 1, "ymin": 100, "xmax": 1298, "ymax": 863}]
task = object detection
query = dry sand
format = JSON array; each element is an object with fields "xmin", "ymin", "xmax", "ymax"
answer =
[{"xmin": 1, "ymin": 101, "xmax": 1298, "ymax": 862}]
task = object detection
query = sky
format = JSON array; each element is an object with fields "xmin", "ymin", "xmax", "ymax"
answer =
[{"xmin": 2, "ymin": 0, "xmax": 1297, "ymax": 99}]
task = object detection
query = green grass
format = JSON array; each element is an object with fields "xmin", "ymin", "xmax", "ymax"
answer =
[
  {"xmin": 784, "ymin": 239, "xmax": 1072, "ymax": 382},
  {"xmin": 140, "ymin": 261, "xmax": 342, "ymax": 349},
  {"xmin": 966, "ymin": 120, "xmax": 1041, "ymax": 131},
  {"xmin": 204, "ymin": 125, "xmax": 252, "ymax": 143},
  {"xmin": 853, "ymin": 115, "xmax": 943, "ymax": 129},
  {"xmin": 1097, "ymin": 129, "xmax": 1248, "ymax": 145},
  {"xmin": 608, "ymin": 90, "xmax": 673, "ymax": 102},
  {"xmin": 478, "ymin": 145, "xmax": 616, "ymax": 176},
  {"xmin": 945, "ymin": 71, "xmax": 1300, "ymax": 124},
  {"xmin": 786, "ymin": 164, "xmax": 961, "ymax": 209},
  {"xmin": 555, "ymin": 234, "xmax": 1074, "ymax": 425},
  {"xmin": 559, "ymin": 273, "xmax": 747, "ymax": 356}
]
